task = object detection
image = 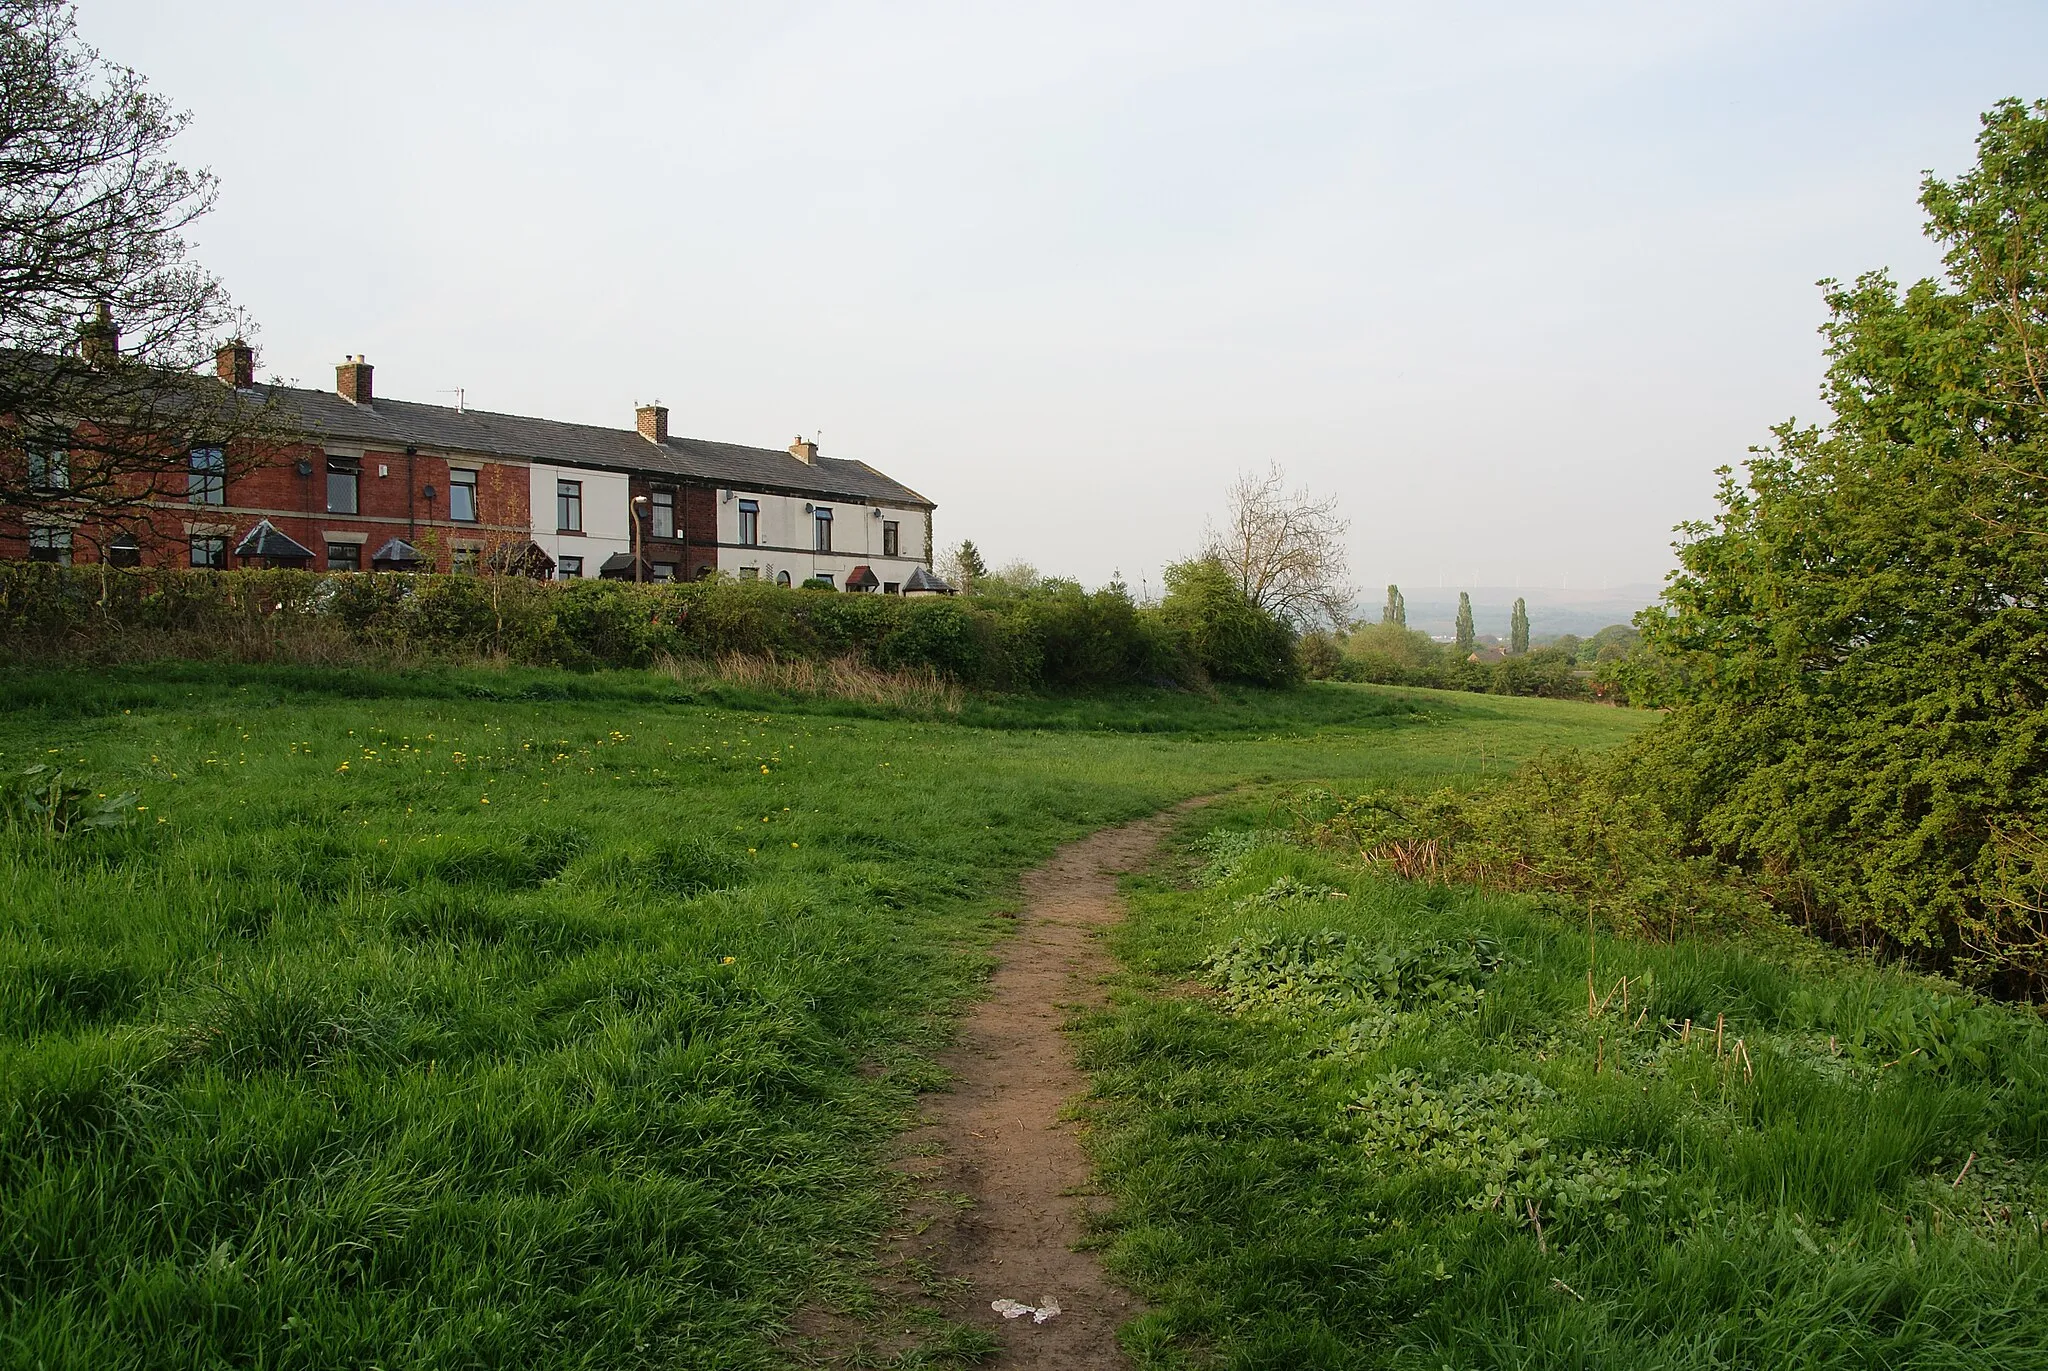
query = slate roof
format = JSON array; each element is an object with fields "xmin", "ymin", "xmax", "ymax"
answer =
[
  {"xmin": 369, "ymin": 537, "xmax": 421, "ymax": 567},
  {"xmin": 901, "ymin": 566, "xmax": 956, "ymax": 594},
  {"xmin": 234, "ymin": 519, "xmax": 314, "ymax": 561},
  {"xmin": 256, "ymin": 383, "xmax": 934, "ymax": 510}
]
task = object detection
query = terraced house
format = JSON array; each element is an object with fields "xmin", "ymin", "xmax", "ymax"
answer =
[{"xmin": 4, "ymin": 343, "xmax": 942, "ymax": 592}]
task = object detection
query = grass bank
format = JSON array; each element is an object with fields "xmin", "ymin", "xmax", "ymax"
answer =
[
  {"xmin": 1081, "ymin": 795, "xmax": 2048, "ymax": 1368},
  {"xmin": 0, "ymin": 667, "xmax": 1638, "ymax": 1367}
]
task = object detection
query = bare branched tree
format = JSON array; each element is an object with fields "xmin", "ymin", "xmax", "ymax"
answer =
[
  {"xmin": 1, "ymin": 0, "xmax": 283, "ymax": 541},
  {"xmin": 1204, "ymin": 462, "xmax": 1354, "ymax": 628}
]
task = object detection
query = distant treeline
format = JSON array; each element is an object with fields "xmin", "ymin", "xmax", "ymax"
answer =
[
  {"xmin": 1297, "ymin": 617, "xmax": 1641, "ymax": 700},
  {"xmin": 0, "ymin": 556, "xmax": 1301, "ymax": 691}
]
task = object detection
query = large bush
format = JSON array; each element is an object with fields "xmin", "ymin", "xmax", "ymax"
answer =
[
  {"xmin": 1156, "ymin": 557, "xmax": 1299, "ymax": 687},
  {"xmin": 1602, "ymin": 100, "xmax": 2048, "ymax": 996},
  {"xmin": 0, "ymin": 562, "xmax": 1299, "ymax": 694}
]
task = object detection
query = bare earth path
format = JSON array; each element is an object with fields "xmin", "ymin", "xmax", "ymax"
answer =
[{"xmin": 871, "ymin": 808, "xmax": 1194, "ymax": 1368}]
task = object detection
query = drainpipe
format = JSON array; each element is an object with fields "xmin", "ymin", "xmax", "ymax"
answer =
[{"xmin": 406, "ymin": 446, "xmax": 417, "ymax": 539}]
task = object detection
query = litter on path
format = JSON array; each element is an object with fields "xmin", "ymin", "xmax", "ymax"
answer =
[{"xmin": 991, "ymin": 1297, "xmax": 1062, "ymax": 1324}]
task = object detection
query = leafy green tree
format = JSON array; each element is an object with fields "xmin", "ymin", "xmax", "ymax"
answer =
[
  {"xmin": 944, "ymin": 539, "xmax": 989, "ymax": 592},
  {"xmin": 1382, "ymin": 584, "xmax": 1405, "ymax": 626},
  {"xmin": 1454, "ymin": 592, "xmax": 1474, "ymax": 655},
  {"xmin": 1636, "ymin": 98, "xmax": 2048, "ymax": 993},
  {"xmin": 1157, "ymin": 555, "xmax": 1299, "ymax": 686},
  {"xmin": 1510, "ymin": 597, "xmax": 1529, "ymax": 654}
]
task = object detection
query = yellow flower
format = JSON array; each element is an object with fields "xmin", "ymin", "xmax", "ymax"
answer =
[
  {"xmin": 721, "ymin": 956, "xmax": 736, "ymax": 965},
  {"xmin": 790, "ymin": 841, "xmax": 799, "ymax": 849}
]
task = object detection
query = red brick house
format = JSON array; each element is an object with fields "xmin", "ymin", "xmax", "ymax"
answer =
[{"xmin": 3, "ymin": 343, "xmax": 939, "ymax": 587}]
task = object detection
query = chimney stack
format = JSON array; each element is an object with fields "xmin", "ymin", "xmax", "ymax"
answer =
[
  {"xmin": 79, "ymin": 302, "xmax": 119, "ymax": 369},
  {"xmin": 789, "ymin": 435, "xmax": 818, "ymax": 464},
  {"xmin": 636, "ymin": 403, "xmax": 668, "ymax": 444},
  {"xmin": 216, "ymin": 339, "xmax": 255, "ymax": 389},
  {"xmin": 336, "ymin": 355, "xmax": 373, "ymax": 404}
]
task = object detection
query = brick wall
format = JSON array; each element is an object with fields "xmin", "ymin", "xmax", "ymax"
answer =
[{"xmin": 1, "ymin": 440, "xmax": 533, "ymax": 572}]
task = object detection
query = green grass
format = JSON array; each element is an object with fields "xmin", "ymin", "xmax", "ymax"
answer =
[
  {"xmin": 1081, "ymin": 796, "xmax": 2048, "ymax": 1369},
  {"xmin": 0, "ymin": 666, "xmax": 1638, "ymax": 1368}
]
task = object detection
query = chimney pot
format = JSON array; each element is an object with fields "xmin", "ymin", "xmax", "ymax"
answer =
[
  {"xmin": 337, "ymin": 355, "xmax": 373, "ymax": 404},
  {"xmin": 789, "ymin": 436, "xmax": 819, "ymax": 463},
  {"xmin": 216, "ymin": 339, "xmax": 255, "ymax": 389},
  {"xmin": 79, "ymin": 301, "xmax": 120, "ymax": 369},
  {"xmin": 636, "ymin": 403, "xmax": 669, "ymax": 444}
]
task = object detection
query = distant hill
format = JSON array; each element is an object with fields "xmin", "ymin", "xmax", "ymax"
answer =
[{"xmin": 1363, "ymin": 585, "xmax": 1662, "ymax": 640}]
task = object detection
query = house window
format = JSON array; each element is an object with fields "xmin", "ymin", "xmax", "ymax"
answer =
[
  {"xmin": 737, "ymin": 499, "xmax": 758, "ymax": 546},
  {"xmin": 652, "ymin": 562, "xmax": 676, "ymax": 583},
  {"xmin": 884, "ymin": 581, "xmax": 900, "ymax": 595},
  {"xmin": 28, "ymin": 447, "xmax": 67, "ymax": 491},
  {"xmin": 326, "ymin": 542, "xmax": 361, "ymax": 572},
  {"xmin": 189, "ymin": 535, "xmax": 226, "ymax": 570},
  {"xmin": 814, "ymin": 572, "xmax": 834, "ymax": 589},
  {"xmin": 776, "ymin": 570, "xmax": 791, "ymax": 587},
  {"xmin": 882, "ymin": 520, "xmax": 899, "ymax": 557},
  {"xmin": 188, "ymin": 447, "xmax": 225, "ymax": 505},
  {"xmin": 739, "ymin": 566, "xmax": 759, "ymax": 581},
  {"xmin": 326, "ymin": 456, "xmax": 359, "ymax": 514},
  {"xmin": 558, "ymin": 555, "xmax": 583, "ymax": 579},
  {"xmin": 27, "ymin": 528, "xmax": 71, "ymax": 565},
  {"xmin": 451, "ymin": 547, "xmax": 481, "ymax": 574},
  {"xmin": 557, "ymin": 479, "xmax": 582, "ymax": 532},
  {"xmin": 449, "ymin": 468, "xmax": 478, "ymax": 522},
  {"xmin": 813, "ymin": 507, "xmax": 833, "ymax": 552},
  {"xmin": 107, "ymin": 534, "xmax": 141, "ymax": 567},
  {"xmin": 651, "ymin": 488, "xmax": 674, "ymax": 539}
]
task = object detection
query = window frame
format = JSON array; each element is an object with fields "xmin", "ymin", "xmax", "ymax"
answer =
[
  {"xmin": 27, "ymin": 527, "xmax": 72, "ymax": 565},
  {"xmin": 188, "ymin": 447, "xmax": 226, "ymax": 506},
  {"xmin": 813, "ymin": 507, "xmax": 833, "ymax": 553},
  {"xmin": 557, "ymin": 555, "xmax": 584, "ymax": 579},
  {"xmin": 189, "ymin": 534, "xmax": 226, "ymax": 570},
  {"xmin": 882, "ymin": 519, "xmax": 899, "ymax": 557},
  {"xmin": 27, "ymin": 447, "xmax": 68, "ymax": 492},
  {"xmin": 326, "ymin": 541, "xmax": 362, "ymax": 572},
  {"xmin": 737, "ymin": 498, "xmax": 759, "ymax": 546},
  {"xmin": 449, "ymin": 467, "xmax": 479, "ymax": 522},
  {"xmin": 325, "ymin": 455, "xmax": 360, "ymax": 515},
  {"xmin": 650, "ymin": 487, "xmax": 675, "ymax": 539},
  {"xmin": 106, "ymin": 534, "xmax": 141, "ymax": 568},
  {"xmin": 556, "ymin": 479, "xmax": 583, "ymax": 533}
]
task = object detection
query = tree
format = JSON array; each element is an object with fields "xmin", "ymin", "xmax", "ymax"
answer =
[
  {"xmin": 941, "ymin": 539, "xmax": 988, "ymax": 592},
  {"xmin": 1158, "ymin": 555, "xmax": 1299, "ymax": 686},
  {"xmin": 1636, "ymin": 98, "xmax": 2048, "ymax": 994},
  {"xmin": 1454, "ymin": 592, "xmax": 1474, "ymax": 655},
  {"xmin": 1205, "ymin": 462, "xmax": 1353, "ymax": 629},
  {"xmin": 1382, "ymin": 583, "xmax": 1405, "ymax": 626},
  {"xmin": 0, "ymin": 1, "xmax": 279, "ymax": 536},
  {"xmin": 1510, "ymin": 597, "xmax": 1529, "ymax": 654}
]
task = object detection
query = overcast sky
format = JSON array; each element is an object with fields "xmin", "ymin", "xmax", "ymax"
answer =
[{"xmin": 84, "ymin": 1, "xmax": 2048, "ymax": 596}]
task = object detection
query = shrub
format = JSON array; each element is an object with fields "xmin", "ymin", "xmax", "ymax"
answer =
[{"xmin": 0, "ymin": 563, "xmax": 1300, "ymax": 694}]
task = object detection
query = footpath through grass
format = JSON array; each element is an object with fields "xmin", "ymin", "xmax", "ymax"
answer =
[
  {"xmin": 0, "ymin": 665, "xmax": 1635, "ymax": 1368},
  {"xmin": 1082, "ymin": 796, "xmax": 2048, "ymax": 1369}
]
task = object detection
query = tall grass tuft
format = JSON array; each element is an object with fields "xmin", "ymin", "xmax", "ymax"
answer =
[{"xmin": 657, "ymin": 651, "xmax": 965, "ymax": 715}]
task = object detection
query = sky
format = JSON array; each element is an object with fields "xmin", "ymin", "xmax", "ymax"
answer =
[{"xmin": 81, "ymin": 0, "xmax": 2048, "ymax": 599}]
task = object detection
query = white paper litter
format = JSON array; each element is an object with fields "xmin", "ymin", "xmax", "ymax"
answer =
[{"xmin": 991, "ymin": 1297, "xmax": 1062, "ymax": 1324}]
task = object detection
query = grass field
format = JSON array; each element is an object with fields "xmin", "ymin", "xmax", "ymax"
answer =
[
  {"xmin": 0, "ymin": 665, "xmax": 1639, "ymax": 1368},
  {"xmin": 1082, "ymin": 797, "xmax": 2048, "ymax": 1369}
]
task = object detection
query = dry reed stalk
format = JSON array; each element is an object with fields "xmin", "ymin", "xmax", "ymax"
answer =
[
  {"xmin": 1953, "ymin": 1152, "xmax": 1977, "ymax": 1188},
  {"xmin": 1527, "ymin": 1200, "xmax": 1546, "ymax": 1255}
]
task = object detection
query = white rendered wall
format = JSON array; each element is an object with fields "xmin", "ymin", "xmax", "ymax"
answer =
[
  {"xmin": 713, "ymin": 487, "xmax": 928, "ymax": 588},
  {"xmin": 529, "ymin": 463, "xmax": 631, "ymax": 576}
]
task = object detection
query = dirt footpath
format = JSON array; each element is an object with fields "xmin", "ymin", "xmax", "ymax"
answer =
[{"xmin": 885, "ymin": 809, "xmax": 1189, "ymax": 1368}]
